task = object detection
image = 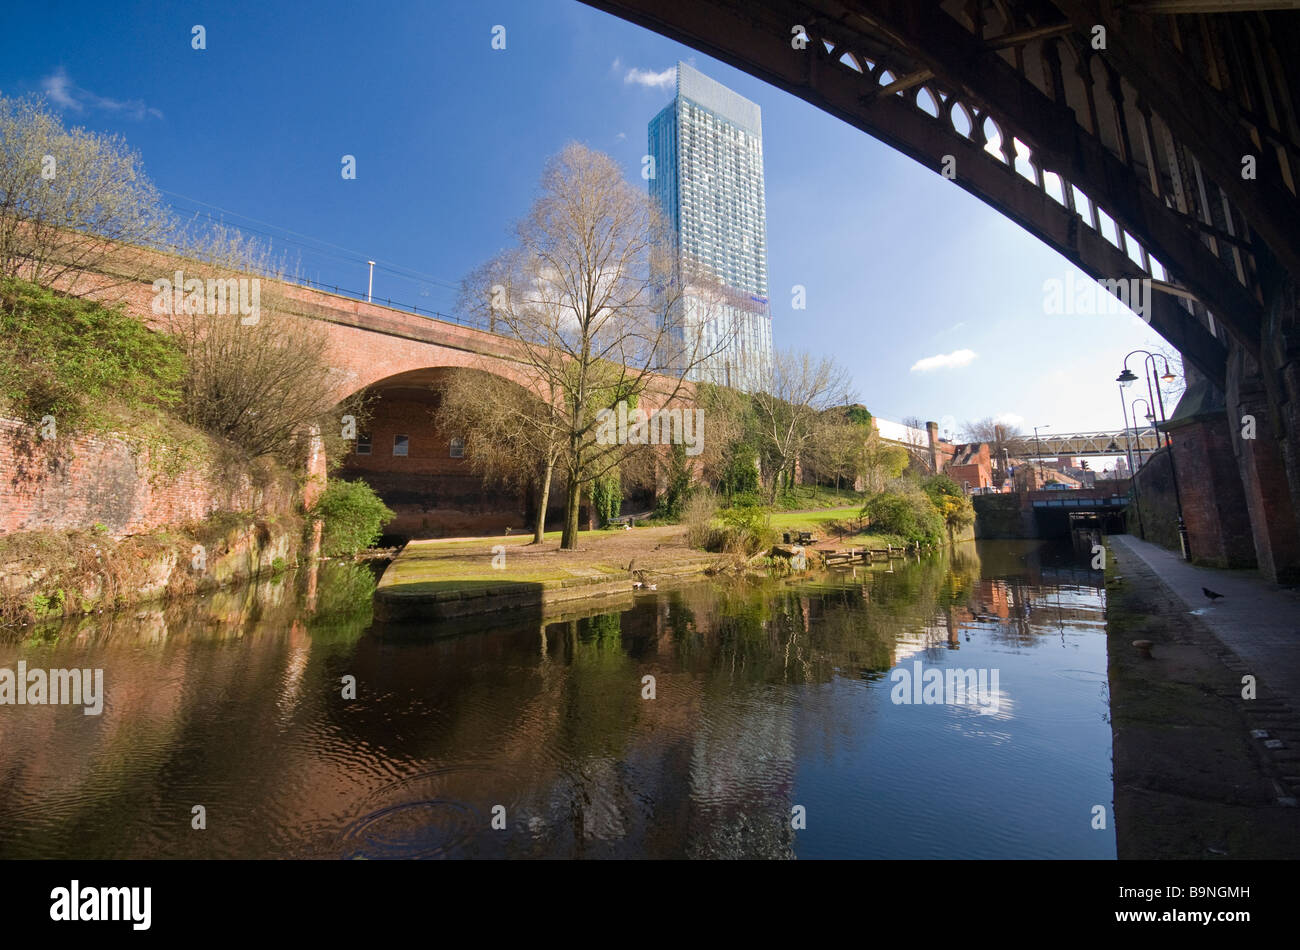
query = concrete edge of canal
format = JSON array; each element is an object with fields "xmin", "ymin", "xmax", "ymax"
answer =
[
  {"xmin": 372, "ymin": 554, "xmax": 723, "ymax": 623},
  {"xmin": 1103, "ymin": 536, "xmax": 1300, "ymax": 859}
]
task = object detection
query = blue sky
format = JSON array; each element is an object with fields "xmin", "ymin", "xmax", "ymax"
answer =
[{"xmin": 0, "ymin": 0, "xmax": 1177, "ymax": 437}]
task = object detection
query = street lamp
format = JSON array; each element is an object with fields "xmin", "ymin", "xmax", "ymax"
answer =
[
  {"xmin": 1130, "ymin": 397, "xmax": 1153, "ymax": 472},
  {"xmin": 1118, "ymin": 350, "xmax": 1188, "ymax": 559},
  {"xmin": 1116, "ymin": 380, "xmax": 1145, "ymax": 539},
  {"xmin": 1033, "ymin": 425, "xmax": 1048, "ymax": 487}
]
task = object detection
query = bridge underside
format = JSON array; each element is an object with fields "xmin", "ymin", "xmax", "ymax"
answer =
[
  {"xmin": 334, "ymin": 369, "xmax": 535, "ymax": 538},
  {"xmin": 584, "ymin": 0, "xmax": 1300, "ymax": 581},
  {"xmin": 333, "ymin": 366, "xmax": 661, "ymax": 538}
]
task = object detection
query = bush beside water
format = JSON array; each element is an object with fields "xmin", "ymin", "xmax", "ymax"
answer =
[{"xmin": 310, "ymin": 480, "xmax": 395, "ymax": 557}]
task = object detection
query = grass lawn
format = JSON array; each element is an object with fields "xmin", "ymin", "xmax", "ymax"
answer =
[
  {"xmin": 769, "ymin": 484, "xmax": 866, "ymax": 510},
  {"xmin": 766, "ymin": 507, "xmax": 906, "ymax": 549},
  {"xmin": 377, "ymin": 524, "xmax": 721, "ymax": 598}
]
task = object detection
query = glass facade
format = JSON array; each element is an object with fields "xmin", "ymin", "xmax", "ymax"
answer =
[{"xmin": 649, "ymin": 62, "xmax": 773, "ymax": 392}]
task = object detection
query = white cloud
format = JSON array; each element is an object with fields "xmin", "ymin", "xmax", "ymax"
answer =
[
  {"xmin": 41, "ymin": 69, "xmax": 79, "ymax": 110},
  {"xmin": 910, "ymin": 349, "xmax": 978, "ymax": 372},
  {"xmin": 995, "ymin": 412, "xmax": 1024, "ymax": 428},
  {"xmin": 624, "ymin": 66, "xmax": 675, "ymax": 90},
  {"xmin": 40, "ymin": 68, "xmax": 163, "ymax": 120},
  {"xmin": 614, "ymin": 131, "xmax": 626, "ymax": 142}
]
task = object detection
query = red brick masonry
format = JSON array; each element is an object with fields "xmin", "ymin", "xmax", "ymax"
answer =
[{"xmin": 0, "ymin": 417, "xmax": 294, "ymax": 538}]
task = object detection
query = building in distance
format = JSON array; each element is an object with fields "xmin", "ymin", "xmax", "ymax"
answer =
[{"xmin": 648, "ymin": 62, "xmax": 773, "ymax": 392}]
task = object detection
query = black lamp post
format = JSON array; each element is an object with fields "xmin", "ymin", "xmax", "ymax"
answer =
[
  {"xmin": 1118, "ymin": 351, "xmax": 1187, "ymax": 559},
  {"xmin": 1130, "ymin": 397, "xmax": 1154, "ymax": 472},
  {"xmin": 1116, "ymin": 381, "xmax": 1145, "ymax": 539}
]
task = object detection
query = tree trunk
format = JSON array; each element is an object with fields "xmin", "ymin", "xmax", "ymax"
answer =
[
  {"xmin": 562, "ymin": 476, "xmax": 582, "ymax": 549},
  {"xmin": 532, "ymin": 455, "xmax": 555, "ymax": 544}
]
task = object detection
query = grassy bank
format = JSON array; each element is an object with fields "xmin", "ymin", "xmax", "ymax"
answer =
[
  {"xmin": 767, "ymin": 507, "xmax": 907, "ymax": 549},
  {"xmin": 374, "ymin": 524, "xmax": 725, "ymax": 622},
  {"xmin": 769, "ymin": 485, "xmax": 865, "ymax": 510}
]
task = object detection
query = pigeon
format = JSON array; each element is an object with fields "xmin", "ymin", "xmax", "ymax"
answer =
[{"xmin": 1202, "ymin": 587, "xmax": 1225, "ymax": 602}]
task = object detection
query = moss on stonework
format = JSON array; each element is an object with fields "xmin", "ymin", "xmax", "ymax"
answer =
[{"xmin": 0, "ymin": 511, "xmax": 303, "ymax": 628}]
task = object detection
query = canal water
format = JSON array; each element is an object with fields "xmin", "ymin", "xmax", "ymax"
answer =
[{"xmin": 0, "ymin": 539, "xmax": 1115, "ymax": 859}]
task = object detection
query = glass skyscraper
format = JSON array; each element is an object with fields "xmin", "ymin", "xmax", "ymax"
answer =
[{"xmin": 648, "ymin": 62, "xmax": 773, "ymax": 393}]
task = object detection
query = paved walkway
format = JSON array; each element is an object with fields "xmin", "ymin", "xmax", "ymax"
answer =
[{"xmin": 1109, "ymin": 534, "xmax": 1300, "ymax": 709}]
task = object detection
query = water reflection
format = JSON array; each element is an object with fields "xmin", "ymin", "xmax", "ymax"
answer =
[{"xmin": 0, "ymin": 541, "xmax": 1115, "ymax": 859}]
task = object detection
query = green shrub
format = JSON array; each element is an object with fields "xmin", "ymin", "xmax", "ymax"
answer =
[
  {"xmin": 310, "ymin": 479, "xmax": 394, "ymax": 557},
  {"xmin": 652, "ymin": 442, "xmax": 694, "ymax": 521},
  {"xmin": 861, "ymin": 486, "xmax": 944, "ymax": 545},
  {"xmin": 727, "ymin": 490, "xmax": 764, "ymax": 510},
  {"xmin": 716, "ymin": 503, "xmax": 776, "ymax": 556},
  {"xmin": 590, "ymin": 470, "xmax": 622, "ymax": 528},
  {"xmin": 921, "ymin": 473, "xmax": 975, "ymax": 539},
  {"xmin": 718, "ymin": 447, "xmax": 760, "ymax": 499}
]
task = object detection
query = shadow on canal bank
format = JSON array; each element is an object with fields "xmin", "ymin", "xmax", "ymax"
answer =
[
  {"xmin": 374, "ymin": 576, "xmax": 630, "ymax": 624},
  {"xmin": 1103, "ymin": 536, "xmax": 1300, "ymax": 859}
]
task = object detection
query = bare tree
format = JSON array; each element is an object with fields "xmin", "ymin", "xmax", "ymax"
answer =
[
  {"xmin": 1148, "ymin": 342, "xmax": 1187, "ymax": 418},
  {"xmin": 692, "ymin": 381, "xmax": 757, "ymax": 494},
  {"xmin": 0, "ymin": 94, "xmax": 170, "ymax": 294},
  {"xmin": 900, "ymin": 415, "xmax": 935, "ymax": 475},
  {"xmin": 860, "ymin": 428, "xmax": 910, "ymax": 493},
  {"xmin": 805, "ymin": 411, "xmax": 869, "ymax": 494},
  {"xmin": 162, "ymin": 224, "xmax": 361, "ymax": 467},
  {"xmin": 960, "ymin": 416, "xmax": 1024, "ymax": 444},
  {"xmin": 460, "ymin": 143, "xmax": 733, "ymax": 549},
  {"xmin": 432, "ymin": 367, "xmax": 565, "ymax": 543},
  {"xmin": 751, "ymin": 351, "xmax": 854, "ymax": 503},
  {"xmin": 960, "ymin": 416, "xmax": 1022, "ymax": 474},
  {"xmin": 170, "ymin": 304, "xmax": 359, "ymax": 465}
]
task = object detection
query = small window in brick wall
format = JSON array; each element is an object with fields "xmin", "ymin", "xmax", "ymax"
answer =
[
  {"xmin": 356, "ymin": 434, "xmax": 372, "ymax": 455},
  {"xmin": 393, "ymin": 435, "xmax": 409, "ymax": 457},
  {"xmin": 449, "ymin": 437, "xmax": 465, "ymax": 458}
]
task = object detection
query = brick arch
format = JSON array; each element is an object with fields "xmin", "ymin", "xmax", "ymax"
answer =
[
  {"xmin": 271, "ymin": 280, "xmax": 688, "ymax": 415},
  {"xmin": 271, "ymin": 287, "xmax": 544, "ymax": 404},
  {"xmin": 333, "ymin": 363, "xmax": 566, "ymax": 539}
]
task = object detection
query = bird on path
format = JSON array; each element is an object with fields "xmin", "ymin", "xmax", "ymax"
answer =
[{"xmin": 1202, "ymin": 587, "xmax": 1225, "ymax": 602}]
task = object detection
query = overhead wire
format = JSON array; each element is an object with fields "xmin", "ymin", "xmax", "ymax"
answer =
[{"xmin": 159, "ymin": 188, "xmax": 464, "ymax": 294}]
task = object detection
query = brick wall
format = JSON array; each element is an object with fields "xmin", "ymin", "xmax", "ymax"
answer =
[
  {"xmin": 334, "ymin": 393, "xmax": 549, "ymax": 537},
  {"xmin": 1166, "ymin": 414, "xmax": 1256, "ymax": 568},
  {"xmin": 0, "ymin": 417, "xmax": 296, "ymax": 538},
  {"xmin": 1226, "ymin": 345, "xmax": 1300, "ymax": 583},
  {"xmin": 972, "ymin": 493, "xmax": 1033, "ymax": 538},
  {"xmin": 948, "ymin": 444, "xmax": 993, "ymax": 490},
  {"xmin": 1133, "ymin": 418, "xmax": 1256, "ymax": 569}
]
